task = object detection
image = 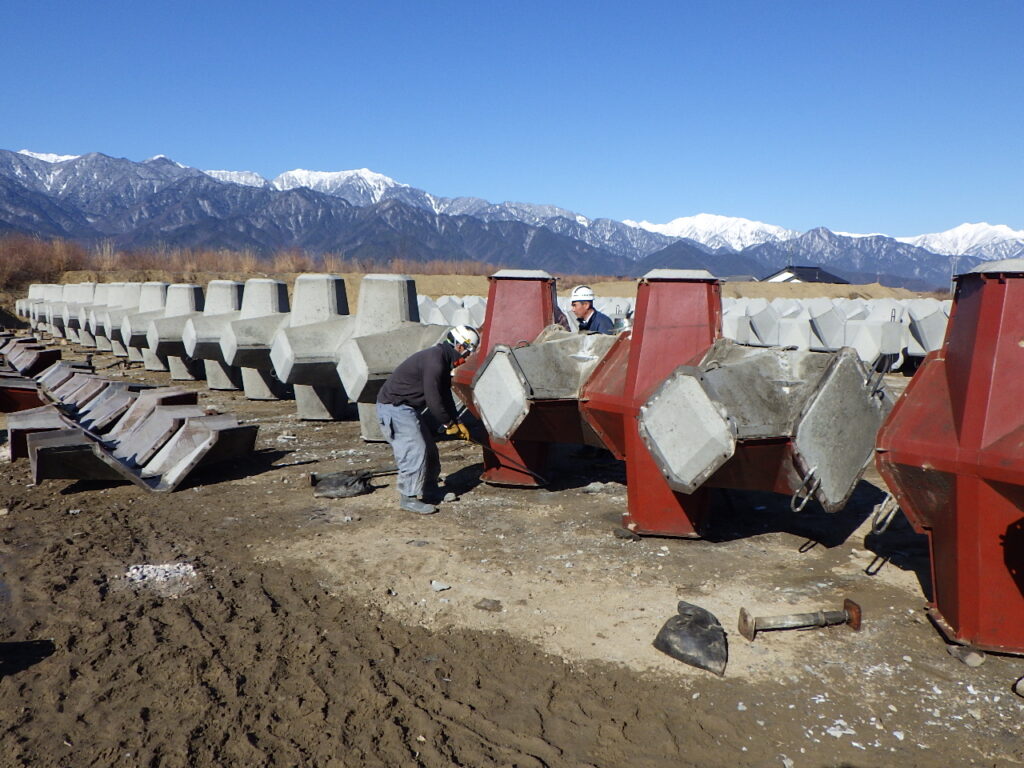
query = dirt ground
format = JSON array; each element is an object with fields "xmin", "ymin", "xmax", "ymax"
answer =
[{"xmin": 1, "ymin": 328, "xmax": 1021, "ymax": 767}]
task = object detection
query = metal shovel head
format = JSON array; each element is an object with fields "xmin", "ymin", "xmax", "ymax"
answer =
[{"xmin": 652, "ymin": 600, "xmax": 728, "ymax": 676}]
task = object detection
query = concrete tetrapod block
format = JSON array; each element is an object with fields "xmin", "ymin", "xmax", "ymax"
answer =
[
  {"xmin": 905, "ymin": 298, "xmax": 947, "ymax": 357},
  {"xmin": 145, "ymin": 284, "xmax": 206, "ymax": 380},
  {"xmin": 472, "ymin": 327, "xmax": 618, "ymax": 442},
  {"xmin": 220, "ymin": 279, "xmax": 291, "ymax": 400},
  {"xmin": 776, "ymin": 304, "xmax": 813, "ymax": 350},
  {"xmin": 47, "ymin": 283, "xmax": 80, "ymax": 341},
  {"xmin": 121, "ymin": 282, "xmax": 170, "ymax": 371},
  {"xmin": 84, "ymin": 283, "xmax": 118, "ymax": 350},
  {"xmin": 21, "ymin": 285, "xmax": 44, "ymax": 322},
  {"xmin": 809, "ymin": 303, "xmax": 847, "ymax": 351},
  {"xmin": 61, "ymin": 283, "xmax": 98, "ymax": 344},
  {"xmin": 638, "ymin": 369, "xmax": 737, "ymax": 493},
  {"xmin": 181, "ymin": 280, "xmax": 245, "ymax": 390},
  {"xmin": 268, "ymin": 273, "xmax": 352, "ymax": 419},
  {"xmin": 721, "ymin": 299, "xmax": 756, "ymax": 345},
  {"xmin": 269, "ymin": 273, "xmax": 351, "ymax": 385},
  {"xmin": 639, "ymin": 340, "xmax": 893, "ymax": 512},
  {"xmin": 28, "ymin": 285, "xmax": 60, "ymax": 328},
  {"xmin": 463, "ymin": 295, "xmax": 487, "ymax": 327},
  {"xmin": 434, "ymin": 295, "xmax": 462, "ymax": 325},
  {"xmin": 845, "ymin": 300, "xmax": 908, "ymax": 369},
  {"xmin": 341, "ymin": 274, "xmax": 425, "ymax": 437},
  {"xmin": 98, "ymin": 282, "xmax": 143, "ymax": 357},
  {"xmin": 337, "ymin": 324, "xmax": 449, "ymax": 406},
  {"xmin": 16, "ymin": 285, "xmax": 46, "ymax": 319},
  {"xmin": 37, "ymin": 285, "xmax": 65, "ymax": 335},
  {"xmin": 748, "ymin": 302, "xmax": 780, "ymax": 346}
]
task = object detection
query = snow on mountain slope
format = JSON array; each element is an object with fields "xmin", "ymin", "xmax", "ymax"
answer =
[
  {"xmin": 897, "ymin": 222, "xmax": 1024, "ymax": 260},
  {"xmin": 624, "ymin": 212, "xmax": 798, "ymax": 251},
  {"xmin": 204, "ymin": 169, "xmax": 269, "ymax": 187},
  {"xmin": 272, "ymin": 168, "xmax": 406, "ymax": 202},
  {"xmin": 17, "ymin": 150, "xmax": 81, "ymax": 163}
]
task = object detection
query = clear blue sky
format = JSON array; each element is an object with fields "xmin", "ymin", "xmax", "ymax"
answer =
[{"xmin": 4, "ymin": 0, "xmax": 1022, "ymax": 235}]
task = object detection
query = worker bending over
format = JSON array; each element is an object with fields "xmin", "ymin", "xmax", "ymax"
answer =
[
  {"xmin": 376, "ymin": 325, "xmax": 480, "ymax": 515},
  {"xmin": 569, "ymin": 285, "xmax": 614, "ymax": 334}
]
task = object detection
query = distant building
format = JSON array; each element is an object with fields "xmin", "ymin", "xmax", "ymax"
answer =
[
  {"xmin": 762, "ymin": 265, "xmax": 850, "ymax": 284},
  {"xmin": 719, "ymin": 274, "xmax": 760, "ymax": 282}
]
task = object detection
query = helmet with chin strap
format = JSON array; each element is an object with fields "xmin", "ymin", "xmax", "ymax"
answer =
[{"xmin": 445, "ymin": 325, "xmax": 480, "ymax": 356}]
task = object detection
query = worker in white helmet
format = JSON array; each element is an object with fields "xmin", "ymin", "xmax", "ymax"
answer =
[
  {"xmin": 569, "ymin": 285, "xmax": 614, "ymax": 334},
  {"xmin": 376, "ymin": 325, "xmax": 480, "ymax": 515}
]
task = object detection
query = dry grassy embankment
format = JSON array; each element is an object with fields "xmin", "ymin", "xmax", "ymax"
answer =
[{"xmin": 0, "ymin": 234, "xmax": 944, "ymax": 308}]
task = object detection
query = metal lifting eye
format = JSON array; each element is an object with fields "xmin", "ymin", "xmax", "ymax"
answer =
[{"xmin": 790, "ymin": 466, "xmax": 821, "ymax": 513}]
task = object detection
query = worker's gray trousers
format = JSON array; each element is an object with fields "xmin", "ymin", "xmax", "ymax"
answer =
[{"xmin": 375, "ymin": 403, "xmax": 440, "ymax": 498}]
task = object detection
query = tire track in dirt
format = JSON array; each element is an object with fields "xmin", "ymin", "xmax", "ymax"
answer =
[{"xmin": 0, "ymin": 466, "xmax": 744, "ymax": 768}]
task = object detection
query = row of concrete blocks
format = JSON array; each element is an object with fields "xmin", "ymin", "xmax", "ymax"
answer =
[
  {"xmin": 414, "ymin": 291, "xmax": 948, "ymax": 371},
  {"xmin": 721, "ymin": 297, "xmax": 953, "ymax": 370},
  {"xmin": 1, "ymin": 356, "xmax": 258, "ymax": 492},
  {"xmin": 416, "ymin": 294, "xmax": 635, "ymax": 328},
  {"xmin": 16, "ymin": 276, "xmax": 453, "ymax": 438}
]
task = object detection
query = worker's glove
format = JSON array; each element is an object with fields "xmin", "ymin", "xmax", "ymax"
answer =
[{"xmin": 445, "ymin": 422, "xmax": 472, "ymax": 441}]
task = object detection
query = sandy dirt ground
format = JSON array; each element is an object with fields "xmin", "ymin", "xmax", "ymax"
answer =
[{"xmin": 0, "ymin": 315, "xmax": 1020, "ymax": 767}]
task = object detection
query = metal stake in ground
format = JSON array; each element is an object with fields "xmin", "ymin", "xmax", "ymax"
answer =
[{"xmin": 738, "ymin": 598, "xmax": 862, "ymax": 642}]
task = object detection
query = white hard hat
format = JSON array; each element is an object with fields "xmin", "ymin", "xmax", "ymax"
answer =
[
  {"xmin": 571, "ymin": 285, "xmax": 595, "ymax": 302},
  {"xmin": 447, "ymin": 325, "xmax": 480, "ymax": 352}
]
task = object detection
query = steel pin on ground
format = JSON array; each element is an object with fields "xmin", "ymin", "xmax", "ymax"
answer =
[{"xmin": 738, "ymin": 598, "xmax": 862, "ymax": 642}]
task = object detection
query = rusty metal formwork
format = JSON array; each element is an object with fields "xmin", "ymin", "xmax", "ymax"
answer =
[
  {"xmin": 876, "ymin": 259, "xmax": 1024, "ymax": 655},
  {"xmin": 464, "ymin": 269, "xmax": 890, "ymax": 538}
]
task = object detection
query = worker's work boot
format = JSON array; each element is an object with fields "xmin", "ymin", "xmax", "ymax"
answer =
[
  {"xmin": 420, "ymin": 482, "xmax": 443, "ymax": 504},
  {"xmin": 400, "ymin": 495, "xmax": 437, "ymax": 515}
]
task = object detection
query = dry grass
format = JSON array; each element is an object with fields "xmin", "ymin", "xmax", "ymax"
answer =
[
  {"xmin": 0, "ymin": 235, "xmax": 620, "ymax": 289},
  {"xmin": 0, "ymin": 235, "xmax": 89, "ymax": 287}
]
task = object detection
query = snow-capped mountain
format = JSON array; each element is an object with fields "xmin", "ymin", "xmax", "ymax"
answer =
[
  {"xmin": 273, "ymin": 168, "xmax": 406, "ymax": 203},
  {"xmin": 897, "ymin": 222, "xmax": 1024, "ymax": 261},
  {"xmin": 624, "ymin": 213, "xmax": 799, "ymax": 251},
  {"xmin": 2, "ymin": 147, "xmax": 1020, "ymax": 288},
  {"xmin": 17, "ymin": 150, "xmax": 81, "ymax": 163},
  {"xmin": 204, "ymin": 169, "xmax": 269, "ymax": 188}
]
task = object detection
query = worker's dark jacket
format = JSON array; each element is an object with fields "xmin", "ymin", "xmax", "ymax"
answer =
[
  {"xmin": 377, "ymin": 343, "xmax": 460, "ymax": 426},
  {"xmin": 578, "ymin": 309, "xmax": 614, "ymax": 334}
]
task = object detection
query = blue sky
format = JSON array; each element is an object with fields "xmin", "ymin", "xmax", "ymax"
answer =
[{"xmin": 4, "ymin": 0, "xmax": 1022, "ymax": 235}]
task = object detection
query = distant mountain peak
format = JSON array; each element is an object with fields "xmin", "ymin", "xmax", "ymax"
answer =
[
  {"xmin": 204, "ymin": 169, "xmax": 269, "ymax": 187},
  {"xmin": 897, "ymin": 221, "xmax": 1024, "ymax": 258},
  {"xmin": 272, "ymin": 167, "xmax": 407, "ymax": 203},
  {"xmin": 623, "ymin": 212, "xmax": 798, "ymax": 251},
  {"xmin": 144, "ymin": 154, "xmax": 187, "ymax": 168},
  {"xmin": 17, "ymin": 149, "xmax": 80, "ymax": 163}
]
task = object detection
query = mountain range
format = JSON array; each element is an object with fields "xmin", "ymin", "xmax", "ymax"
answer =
[{"xmin": 4, "ymin": 148, "xmax": 1023, "ymax": 288}]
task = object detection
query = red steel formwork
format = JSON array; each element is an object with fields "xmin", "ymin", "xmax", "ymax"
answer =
[
  {"xmin": 452, "ymin": 271, "xmax": 563, "ymax": 486},
  {"xmin": 580, "ymin": 272, "xmax": 721, "ymax": 537},
  {"xmin": 876, "ymin": 262, "xmax": 1024, "ymax": 654}
]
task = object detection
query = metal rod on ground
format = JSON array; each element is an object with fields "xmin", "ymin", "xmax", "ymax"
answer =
[{"xmin": 738, "ymin": 598, "xmax": 862, "ymax": 642}]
